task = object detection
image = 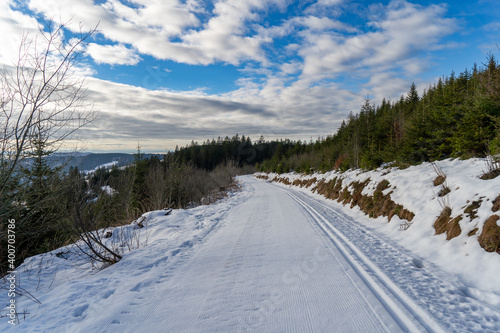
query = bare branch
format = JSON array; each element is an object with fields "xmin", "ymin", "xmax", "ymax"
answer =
[{"xmin": 0, "ymin": 21, "xmax": 98, "ymax": 195}]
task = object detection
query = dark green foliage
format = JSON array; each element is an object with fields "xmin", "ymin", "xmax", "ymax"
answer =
[{"xmin": 171, "ymin": 134, "xmax": 307, "ymax": 174}]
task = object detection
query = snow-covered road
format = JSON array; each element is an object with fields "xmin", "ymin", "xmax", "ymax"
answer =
[
  {"xmin": 3, "ymin": 175, "xmax": 500, "ymax": 332},
  {"xmin": 79, "ymin": 176, "xmax": 442, "ymax": 332},
  {"xmin": 120, "ymin": 176, "xmax": 424, "ymax": 332}
]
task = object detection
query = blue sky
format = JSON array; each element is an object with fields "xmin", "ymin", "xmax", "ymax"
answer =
[{"xmin": 1, "ymin": 0, "xmax": 499, "ymax": 152}]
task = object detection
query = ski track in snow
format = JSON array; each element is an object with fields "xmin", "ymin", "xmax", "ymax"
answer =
[
  {"xmin": 2, "ymin": 176, "xmax": 500, "ymax": 332},
  {"xmin": 282, "ymin": 187, "xmax": 500, "ymax": 332}
]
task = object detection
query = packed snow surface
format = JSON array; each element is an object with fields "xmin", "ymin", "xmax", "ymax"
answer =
[{"xmin": 2, "ymin": 173, "xmax": 500, "ymax": 332}]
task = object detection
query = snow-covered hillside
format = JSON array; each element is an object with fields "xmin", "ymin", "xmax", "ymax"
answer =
[{"xmin": 1, "ymin": 169, "xmax": 500, "ymax": 332}]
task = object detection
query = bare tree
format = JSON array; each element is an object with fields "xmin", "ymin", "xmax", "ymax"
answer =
[{"xmin": 0, "ymin": 21, "xmax": 98, "ymax": 196}]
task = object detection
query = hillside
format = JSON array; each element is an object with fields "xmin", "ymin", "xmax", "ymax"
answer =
[{"xmin": 44, "ymin": 153, "xmax": 161, "ymax": 173}]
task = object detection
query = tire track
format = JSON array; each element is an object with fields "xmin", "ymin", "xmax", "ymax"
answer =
[{"xmin": 286, "ymin": 190, "xmax": 446, "ymax": 333}]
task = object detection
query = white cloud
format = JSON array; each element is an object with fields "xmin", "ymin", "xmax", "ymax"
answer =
[
  {"xmin": 0, "ymin": 2, "xmax": 95, "ymax": 76},
  {"xmin": 86, "ymin": 43, "xmax": 141, "ymax": 66},
  {"xmin": 298, "ymin": 0, "xmax": 456, "ymax": 80},
  {"xmin": 317, "ymin": 0, "xmax": 344, "ymax": 5},
  {"xmin": 78, "ymin": 71, "xmax": 363, "ymax": 152},
  {"xmin": 483, "ymin": 22, "xmax": 500, "ymax": 32},
  {"xmin": 364, "ymin": 71, "xmax": 409, "ymax": 103},
  {"xmin": 0, "ymin": 1, "xmax": 41, "ymax": 64},
  {"xmin": 27, "ymin": 0, "xmax": 284, "ymax": 65}
]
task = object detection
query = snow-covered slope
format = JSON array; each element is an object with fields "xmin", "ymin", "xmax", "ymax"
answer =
[{"xmin": 1, "ymin": 171, "xmax": 500, "ymax": 332}]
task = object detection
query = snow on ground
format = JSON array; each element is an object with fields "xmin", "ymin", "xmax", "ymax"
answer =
[
  {"xmin": 100, "ymin": 185, "xmax": 116, "ymax": 196},
  {"xmin": 1, "ymin": 184, "xmax": 249, "ymax": 332},
  {"xmin": 1, "ymin": 169, "xmax": 500, "ymax": 332},
  {"xmin": 84, "ymin": 161, "xmax": 119, "ymax": 174},
  {"xmin": 258, "ymin": 158, "xmax": 500, "ymax": 305}
]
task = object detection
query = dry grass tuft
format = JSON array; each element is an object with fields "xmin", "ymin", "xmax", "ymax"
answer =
[
  {"xmin": 438, "ymin": 184, "xmax": 451, "ymax": 197},
  {"xmin": 480, "ymin": 156, "xmax": 500, "ymax": 180},
  {"xmin": 447, "ymin": 216, "xmax": 463, "ymax": 240},
  {"xmin": 431, "ymin": 162, "xmax": 451, "ymax": 197},
  {"xmin": 468, "ymin": 228, "xmax": 479, "ymax": 237},
  {"xmin": 433, "ymin": 175, "xmax": 446, "ymax": 186},
  {"xmin": 492, "ymin": 194, "xmax": 500, "ymax": 212},
  {"xmin": 376, "ymin": 179, "xmax": 390, "ymax": 192},
  {"xmin": 434, "ymin": 207, "xmax": 453, "ymax": 235},
  {"xmin": 478, "ymin": 215, "xmax": 500, "ymax": 254},
  {"xmin": 464, "ymin": 200, "xmax": 482, "ymax": 220}
]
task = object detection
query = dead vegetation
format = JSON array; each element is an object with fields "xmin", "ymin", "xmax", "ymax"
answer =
[
  {"xmin": 430, "ymin": 187, "xmax": 500, "ymax": 252},
  {"xmin": 431, "ymin": 162, "xmax": 447, "ymax": 185},
  {"xmin": 434, "ymin": 206, "xmax": 452, "ymax": 235},
  {"xmin": 492, "ymin": 194, "xmax": 500, "ymax": 212},
  {"xmin": 476, "ymin": 197, "xmax": 500, "ymax": 253},
  {"xmin": 480, "ymin": 156, "xmax": 500, "ymax": 180},
  {"xmin": 201, "ymin": 183, "xmax": 240, "ymax": 206},
  {"xmin": 447, "ymin": 216, "xmax": 463, "ymax": 240},
  {"xmin": 433, "ymin": 207, "xmax": 463, "ymax": 240},
  {"xmin": 292, "ymin": 177, "xmax": 317, "ymax": 188},
  {"xmin": 438, "ymin": 185, "xmax": 451, "ymax": 197},
  {"xmin": 258, "ymin": 168, "xmax": 500, "ymax": 255},
  {"xmin": 272, "ymin": 176, "xmax": 291, "ymax": 186},
  {"xmin": 468, "ymin": 228, "xmax": 479, "ymax": 236},
  {"xmin": 312, "ymin": 178, "xmax": 414, "ymax": 224},
  {"xmin": 312, "ymin": 178, "xmax": 343, "ymax": 200},
  {"xmin": 478, "ymin": 215, "xmax": 500, "ymax": 254},
  {"xmin": 433, "ymin": 175, "xmax": 446, "ymax": 186},
  {"xmin": 431, "ymin": 162, "xmax": 451, "ymax": 197},
  {"xmin": 464, "ymin": 200, "xmax": 482, "ymax": 220}
]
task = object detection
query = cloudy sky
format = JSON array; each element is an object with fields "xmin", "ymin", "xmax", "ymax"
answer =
[{"xmin": 2, "ymin": 0, "xmax": 499, "ymax": 152}]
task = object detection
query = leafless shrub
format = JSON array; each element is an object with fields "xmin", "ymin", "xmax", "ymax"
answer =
[
  {"xmin": 70, "ymin": 189, "xmax": 123, "ymax": 266},
  {"xmin": 431, "ymin": 161, "xmax": 446, "ymax": 185},
  {"xmin": 481, "ymin": 155, "xmax": 500, "ymax": 180},
  {"xmin": 431, "ymin": 162, "xmax": 451, "ymax": 196},
  {"xmin": 399, "ymin": 220, "xmax": 414, "ymax": 231},
  {"xmin": 143, "ymin": 163, "xmax": 173, "ymax": 211}
]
